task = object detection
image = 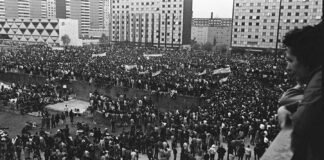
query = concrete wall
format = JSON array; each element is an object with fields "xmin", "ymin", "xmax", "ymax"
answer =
[{"xmin": 58, "ymin": 18, "xmax": 82, "ymax": 46}]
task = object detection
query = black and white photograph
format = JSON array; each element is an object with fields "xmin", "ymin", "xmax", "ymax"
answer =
[{"xmin": 0, "ymin": 0, "xmax": 323, "ymax": 159}]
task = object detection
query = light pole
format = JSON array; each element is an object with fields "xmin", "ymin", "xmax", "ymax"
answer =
[{"xmin": 275, "ymin": 0, "xmax": 283, "ymax": 60}]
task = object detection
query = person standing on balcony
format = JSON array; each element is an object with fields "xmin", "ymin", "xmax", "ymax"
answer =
[{"xmin": 282, "ymin": 21, "xmax": 323, "ymax": 160}]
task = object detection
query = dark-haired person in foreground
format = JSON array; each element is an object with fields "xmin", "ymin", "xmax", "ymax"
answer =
[{"xmin": 282, "ymin": 21, "xmax": 323, "ymax": 160}]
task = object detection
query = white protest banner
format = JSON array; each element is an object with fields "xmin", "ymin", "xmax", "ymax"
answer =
[
  {"xmin": 92, "ymin": 52, "xmax": 106, "ymax": 58},
  {"xmin": 143, "ymin": 53, "xmax": 163, "ymax": 57},
  {"xmin": 219, "ymin": 77, "xmax": 229, "ymax": 84},
  {"xmin": 139, "ymin": 70, "xmax": 149, "ymax": 75},
  {"xmin": 212, "ymin": 67, "xmax": 231, "ymax": 75},
  {"xmin": 152, "ymin": 70, "xmax": 162, "ymax": 77},
  {"xmin": 195, "ymin": 69, "xmax": 206, "ymax": 76},
  {"xmin": 124, "ymin": 65, "xmax": 138, "ymax": 71},
  {"xmin": 52, "ymin": 47, "xmax": 64, "ymax": 50}
]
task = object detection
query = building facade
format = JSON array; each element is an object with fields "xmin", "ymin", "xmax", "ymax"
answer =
[
  {"xmin": 0, "ymin": 0, "xmax": 5, "ymax": 19},
  {"xmin": 0, "ymin": 0, "xmax": 58, "ymax": 19},
  {"xmin": 232, "ymin": 0, "xmax": 323, "ymax": 50},
  {"xmin": 0, "ymin": 18, "xmax": 81, "ymax": 46},
  {"xmin": 110, "ymin": 0, "xmax": 192, "ymax": 47},
  {"xmin": 46, "ymin": 0, "xmax": 56, "ymax": 18},
  {"xmin": 191, "ymin": 18, "xmax": 232, "ymax": 47},
  {"xmin": 56, "ymin": 0, "xmax": 67, "ymax": 18},
  {"xmin": 56, "ymin": 0, "xmax": 108, "ymax": 38}
]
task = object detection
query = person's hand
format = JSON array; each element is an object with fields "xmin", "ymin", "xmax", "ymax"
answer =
[{"xmin": 277, "ymin": 106, "xmax": 292, "ymax": 129}]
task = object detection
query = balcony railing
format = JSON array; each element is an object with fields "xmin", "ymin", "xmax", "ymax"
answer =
[{"xmin": 261, "ymin": 128, "xmax": 293, "ymax": 160}]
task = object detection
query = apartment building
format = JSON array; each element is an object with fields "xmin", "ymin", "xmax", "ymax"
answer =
[
  {"xmin": 232, "ymin": 0, "xmax": 322, "ymax": 50},
  {"xmin": 110, "ymin": 0, "xmax": 193, "ymax": 47},
  {"xmin": 191, "ymin": 18, "xmax": 232, "ymax": 47}
]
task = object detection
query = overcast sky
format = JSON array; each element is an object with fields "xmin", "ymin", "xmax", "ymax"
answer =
[{"xmin": 192, "ymin": 0, "xmax": 234, "ymax": 18}]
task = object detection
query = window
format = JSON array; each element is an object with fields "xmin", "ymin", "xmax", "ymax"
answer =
[
  {"xmin": 256, "ymin": 22, "xmax": 259, "ymax": 26},
  {"xmin": 296, "ymin": 5, "xmax": 300, "ymax": 9},
  {"xmin": 265, "ymin": 6, "xmax": 268, "ymax": 9},
  {"xmin": 288, "ymin": 5, "xmax": 292, "ymax": 9},
  {"xmin": 248, "ymin": 22, "xmax": 252, "ymax": 26},
  {"xmin": 248, "ymin": 35, "xmax": 251, "ymax": 38},
  {"xmin": 269, "ymin": 39, "xmax": 273, "ymax": 42},
  {"xmin": 263, "ymin": 26, "xmax": 267, "ymax": 29},
  {"xmin": 287, "ymin": 12, "xmax": 291, "ymax": 16},
  {"xmin": 305, "ymin": 5, "xmax": 309, "ymax": 9},
  {"xmin": 295, "ymin": 12, "xmax": 299, "ymax": 16},
  {"xmin": 250, "ymin": 9, "xmax": 253, "ymax": 13},
  {"xmin": 263, "ymin": 19, "xmax": 267, "ymax": 23}
]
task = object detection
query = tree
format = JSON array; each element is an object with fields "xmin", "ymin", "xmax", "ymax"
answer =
[
  {"xmin": 191, "ymin": 38, "xmax": 200, "ymax": 50},
  {"xmin": 202, "ymin": 42, "xmax": 213, "ymax": 52},
  {"xmin": 213, "ymin": 37, "xmax": 217, "ymax": 46},
  {"xmin": 219, "ymin": 44, "xmax": 228, "ymax": 54},
  {"xmin": 99, "ymin": 33, "xmax": 109, "ymax": 44},
  {"xmin": 61, "ymin": 34, "xmax": 71, "ymax": 46}
]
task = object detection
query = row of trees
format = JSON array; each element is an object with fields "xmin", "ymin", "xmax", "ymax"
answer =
[{"xmin": 190, "ymin": 38, "xmax": 228, "ymax": 53}]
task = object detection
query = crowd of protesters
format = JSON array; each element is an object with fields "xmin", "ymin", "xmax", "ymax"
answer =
[
  {"xmin": 0, "ymin": 81, "xmax": 72, "ymax": 114},
  {"xmin": 0, "ymin": 44, "xmax": 292, "ymax": 97},
  {"xmin": 0, "ymin": 42, "xmax": 295, "ymax": 160}
]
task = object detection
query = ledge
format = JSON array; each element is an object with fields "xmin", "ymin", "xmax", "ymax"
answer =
[{"xmin": 261, "ymin": 128, "xmax": 293, "ymax": 160}]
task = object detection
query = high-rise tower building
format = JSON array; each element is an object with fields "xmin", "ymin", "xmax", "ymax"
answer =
[
  {"xmin": 0, "ymin": 0, "xmax": 5, "ymax": 19},
  {"xmin": 110, "ymin": 0, "xmax": 192, "ymax": 47},
  {"xmin": 1, "ymin": 0, "xmax": 59, "ymax": 19},
  {"xmin": 56, "ymin": 0, "xmax": 107, "ymax": 37},
  {"xmin": 231, "ymin": 0, "xmax": 323, "ymax": 50}
]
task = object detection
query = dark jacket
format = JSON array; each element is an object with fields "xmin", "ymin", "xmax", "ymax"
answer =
[{"xmin": 291, "ymin": 67, "xmax": 323, "ymax": 160}]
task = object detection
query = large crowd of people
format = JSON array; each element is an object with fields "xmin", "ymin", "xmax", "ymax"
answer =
[{"xmin": 0, "ymin": 42, "xmax": 295, "ymax": 160}]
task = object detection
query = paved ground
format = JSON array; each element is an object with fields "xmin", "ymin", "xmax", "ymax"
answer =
[
  {"xmin": 46, "ymin": 99, "xmax": 89, "ymax": 114},
  {"xmin": 1, "ymin": 98, "xmax": 289, "ymax": 160}
]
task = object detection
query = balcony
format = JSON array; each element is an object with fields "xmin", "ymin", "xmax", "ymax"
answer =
[{"xmin": 261, "ymin": 128, "xmax": 293, "ymax": 160}]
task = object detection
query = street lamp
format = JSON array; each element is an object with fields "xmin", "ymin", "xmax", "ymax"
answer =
[{"xmin": 275, "ymin": 0, "xmax": 283, "ymax": 60}]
